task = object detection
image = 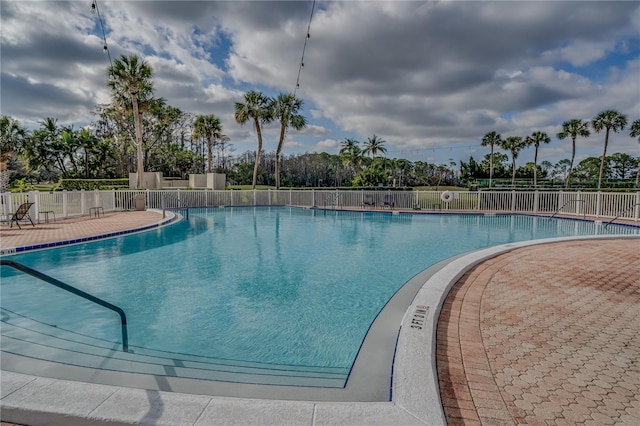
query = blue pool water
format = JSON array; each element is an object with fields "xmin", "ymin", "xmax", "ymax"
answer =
[{"xmin": 1, "ymin": 207, "xmax": 637, "ymax": 369}]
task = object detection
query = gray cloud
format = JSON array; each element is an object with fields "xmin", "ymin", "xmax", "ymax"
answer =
[{"xmin": 1, "ymin": 0, "xmax": 638, "ymax": 166}]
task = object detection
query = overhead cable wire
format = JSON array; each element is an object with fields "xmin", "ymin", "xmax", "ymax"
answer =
[
  {"xmin": 91, "ymin": 0, "xmax": 113, "ymax": 70},
  {"xmin": 293, "ymin": 0, "xmax": 316, "ymax": 98}
]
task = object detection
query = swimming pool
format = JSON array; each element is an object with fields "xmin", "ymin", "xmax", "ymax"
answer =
[{"xmin": 1, "ymin": 208, "xmax": 637, "ymax": 384}]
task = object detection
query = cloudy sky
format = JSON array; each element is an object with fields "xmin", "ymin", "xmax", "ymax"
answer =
[{"xmin": 1, "ymin": 0, "xmax": 639, "ymax": 167}]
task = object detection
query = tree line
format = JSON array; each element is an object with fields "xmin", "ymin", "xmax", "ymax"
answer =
[
  {"xmin": 1, "ymin": 54, "xmax": 639, "ymax": 191},
  {"xmin": 467, "ymin": 112, "xmax": 640, "ymax": 188}
]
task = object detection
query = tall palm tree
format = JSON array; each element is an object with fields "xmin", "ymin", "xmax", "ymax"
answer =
[
  {"xmin": 481, "ymin": 131, "xmax": 502, "ymax": 188},
  {"xmin": 500, "ymin": 136, "xmax": 525, "ymax": 187},
  {"xmin": 630, "ymin": 119, "xmax": 640, "ymax": 187},
  {"xmin": 363, "ymin": 134, "xmax": 387, "ymax": 185},
  {"xmin": 591, "ymin": 110, "xmax": 627, "ymax": 189},
  {"xmin": 273, "ymin": 93, "xmax": 307, "ymax": 189},
  {"xmin": 557, "ymin": 119, "xmax": 590, "ymax": 189},
  {"xmin": 193, "ymin": 114, "xmax": 223, "ymax": 173},
  {"xmin": 107, "ymin": 54, "xmax": 154, "ymax": 188},
  {"xmin": 234, "ymin": 90, "xmax": 273, "ymax": 189},
  {"xmin": 525, "ymin": 131, "xmax": 550, "ymax": 188},
  {"xmin": 339, "ymin": 138, "xmax": 362, "ymax": 180}
]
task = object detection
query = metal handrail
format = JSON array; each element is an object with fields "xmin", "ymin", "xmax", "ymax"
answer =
[
  {"xmin": 603, "ymin": 203, "xmax": 640, "ymax": 228},
  {"xmin": 550, "ymin": 199, "xmax": 586, "ymax": 219},
  {"xmin": 0, "ymin": 259, "xmax": 129, "ymax": 352},
  {"xmin": 161, "ymin": 193, "xmax": 189, "ymax": 219}
]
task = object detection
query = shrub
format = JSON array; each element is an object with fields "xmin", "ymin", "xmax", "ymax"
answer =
[{"xmin": 59, "ymin": 179, "xmax": 130, "ymax": 191}]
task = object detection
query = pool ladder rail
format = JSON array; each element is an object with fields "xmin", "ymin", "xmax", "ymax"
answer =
[
  {"xmin": 550, "ymin": 199, "xmax": 586, "ymax": 219},
  {"xmin": 161, "ymin": 193, "xmax": 190, "ymax": 219},
  {"xmin": 603, "ymin": 203, "xmax": 640, "ymax": 228},
  {"xmin": 0, "ymin": 259, "xmax": 128, "ymax": 352}
]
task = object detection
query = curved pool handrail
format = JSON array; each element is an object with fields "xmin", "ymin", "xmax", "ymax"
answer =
[
  {"xmin": 550, "ymin": 199, "xmax": 586, "ymax": 219},
  {"xmin": 603, "ymin": 203, "xmax": 640, "ymax": 228},
  {"xmin": 0, "ymin": 259, "xmax": 128, "ymax": 352},
  {"xmin": 161, "ymin": 193, "xmax": 189, "ymax": 219}
]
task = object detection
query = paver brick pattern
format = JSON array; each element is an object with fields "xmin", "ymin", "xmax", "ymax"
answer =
[
  {"xmin": 0, "ymin": 211, "xmax": 165, "ymax": 250},
  {"xmin": 437, "ymin": 239, "xmax": 640, "ymax": 425}
]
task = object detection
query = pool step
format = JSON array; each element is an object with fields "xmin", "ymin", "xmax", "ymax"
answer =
[{"xmin": 0, "ymin": 309, "xmax": 349, "ymax": 388}]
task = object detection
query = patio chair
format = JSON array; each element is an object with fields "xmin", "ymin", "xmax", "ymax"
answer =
[
  {"xmin": 382, "ymin": 194, "xmax": 395, "ymax": 209},
  {"xmin": 7, "ymin": 202, "xmax": 35, "ymax": 229},
  {"xmin": 363, "ymin": 194, "xmax": 375, "ymax": 208}
]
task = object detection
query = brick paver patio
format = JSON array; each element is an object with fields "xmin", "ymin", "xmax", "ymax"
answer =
[
  {"xmin": 438, "ymin": 238, "xmax": 640, "ymax": 425},
  {"xmin": 0, "ymin": 210, "xmax": 165, "ymax": 250}
]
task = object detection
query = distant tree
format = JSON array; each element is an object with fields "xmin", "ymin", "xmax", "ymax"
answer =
[
  {"xmin": 107, "ymin": 54, "xmax": 154, "ymax": 188},
  {"xmin": 22, "ymin": 117, "xmax": 61, "ymax": 174},
  {"xmin": 339, "ymin": 138, "xmax": 362, "ymax": 183},
  {"xmin": 557, "ymin": 119, "xmax": 590, "ymax": 189},
  {"xmin": 573, "ymin": 157, "xmax": 603, "ymax": 181},
  {"xmin": 479, "ymin": 152, "xmax": 508, "ymax": 180},
  {"xmin": 592, "ymin": 110, "xmax": 627, "ymax": 189},
  {"xmin": 552, "ymin": 159, "xmax": 571, "ymax": 183},
  {"xmin": 273, "ymin": 93, "xmax": 307, "ymax": 189},
  {"xmin": 607, "ymin": 152, "xmax": 638, "ymax": 179},
  {"xmin": 459, "ymin": 156, "xmax": 483, "ymax": 181},
  {"xmin": 0, "ymin": 115, "xmax": 27, "ymax": 191},
  {"xmin": 525, "ymin": 131, "xmax": 551, "ymax": 187},
  {"xmin": 193, "ymin": 114, "xmax": 223, "ymax": 173},
  {"xmin": 630, "ymin": 119, "xmax": 640, "ymax": 187},
  {"xmin": 362, "ymin": 134, "xmax": 387, "ymax": 185},
  {"xmin": 481, "ymin": 131, "xmax": 502, "ymax": 188},
  {"xmin": 235, "ymin": 90, "xmax": 273, "ymax": 189},
  {"xmin": 540, "ymin": 160, "xmax": 553, "ymax": 177},
  {"xmin": 0, "ymin": 115, "xmax": 26, "ymax": 159},
  {"xmin": 499, "ymin": 136, "xmax": 526, "ymax": 186}
]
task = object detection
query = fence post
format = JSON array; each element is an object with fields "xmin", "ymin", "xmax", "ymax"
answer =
[
  {"xmin": 635, "ymin": 192, "xmax": 640, "ymax": 222},
  {"xmin": 29, "ymin": 191, "xmax": 40, "ymax": 220},
  {"xmin": 576, "ymin": 192, "xmax": 582, "ymax": 216},
  {"xmin": 510, "ymin": 190, "xmax": 516, "ymax": 212},
  {"xmin": 596, "ymin": 191, "xmax": 602, "ymax": 218},
  {"xmin": 81, "ymin": 190, "xmax": 87, "ymax": 215},
  {"xmin": 533, "ymin": 190, "xmax": 539, "ymax": 214},
  {"xmin": 62, "ymin": 190, "xmax": 68, "ymax": 218},
  {"xmin": 253, "ymin": 190, "xmax": 256, "ymax": 206}
]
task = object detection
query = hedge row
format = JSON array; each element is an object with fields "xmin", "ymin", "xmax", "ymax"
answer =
[{"xmin": 59, "ymin": 179, "xmax": 130, "ymax": 191}]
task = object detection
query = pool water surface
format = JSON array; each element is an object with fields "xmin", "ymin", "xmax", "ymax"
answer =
[{"xmin": 1, "ymin": 207, "xmax": 637, "ymax": 371}]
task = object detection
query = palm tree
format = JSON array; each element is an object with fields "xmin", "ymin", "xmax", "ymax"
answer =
[
  {"xmin": 339, "ymin": 138, "xmax": 362, "ymax": 180},
  {"xmin": 525, "ymin": 131, "xmax": 550, "ymax": 188},
  {"xmin": 107, "ymin": 54, "xmax": 154, "ymax": 188},
  {"xmin": 363, "ymin": 134, "xmax": 387, "ymax": 185},
  {"xmin": 557, "ymin": 119, "xmax": 590, "ymax": 189},
  {"xmin": 193, "ymin": 114, "xmax": 223, "ymax": 173},
  {"xmin": 481, "ymin": 131, "xmax": 502, "ymax": 188},
  {"xmin": 273, "ymin": 93, "xmax": 307, "ymax": 189},
  {"xmin": 591, "ymin": 110, "xmax": 627, "ymax": 189},
  {"xmin": 234, "ymin": 90, "xmax": 273, "ymax": 189},
  {"xmin": 630, "ymin": 119, "xmax": 640, "ymax": 187},
  {"xmin": 0, "ymin": 115, "xmax": 27, "ymax": 192},
  {"xmin": 500, "ymin": 136, "xmax": 525, "ymax": 187}
]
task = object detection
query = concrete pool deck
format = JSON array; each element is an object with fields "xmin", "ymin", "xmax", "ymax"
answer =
[{"xmin": 1, "ymin": 209, "xmax": 639, "ymax": 425}]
